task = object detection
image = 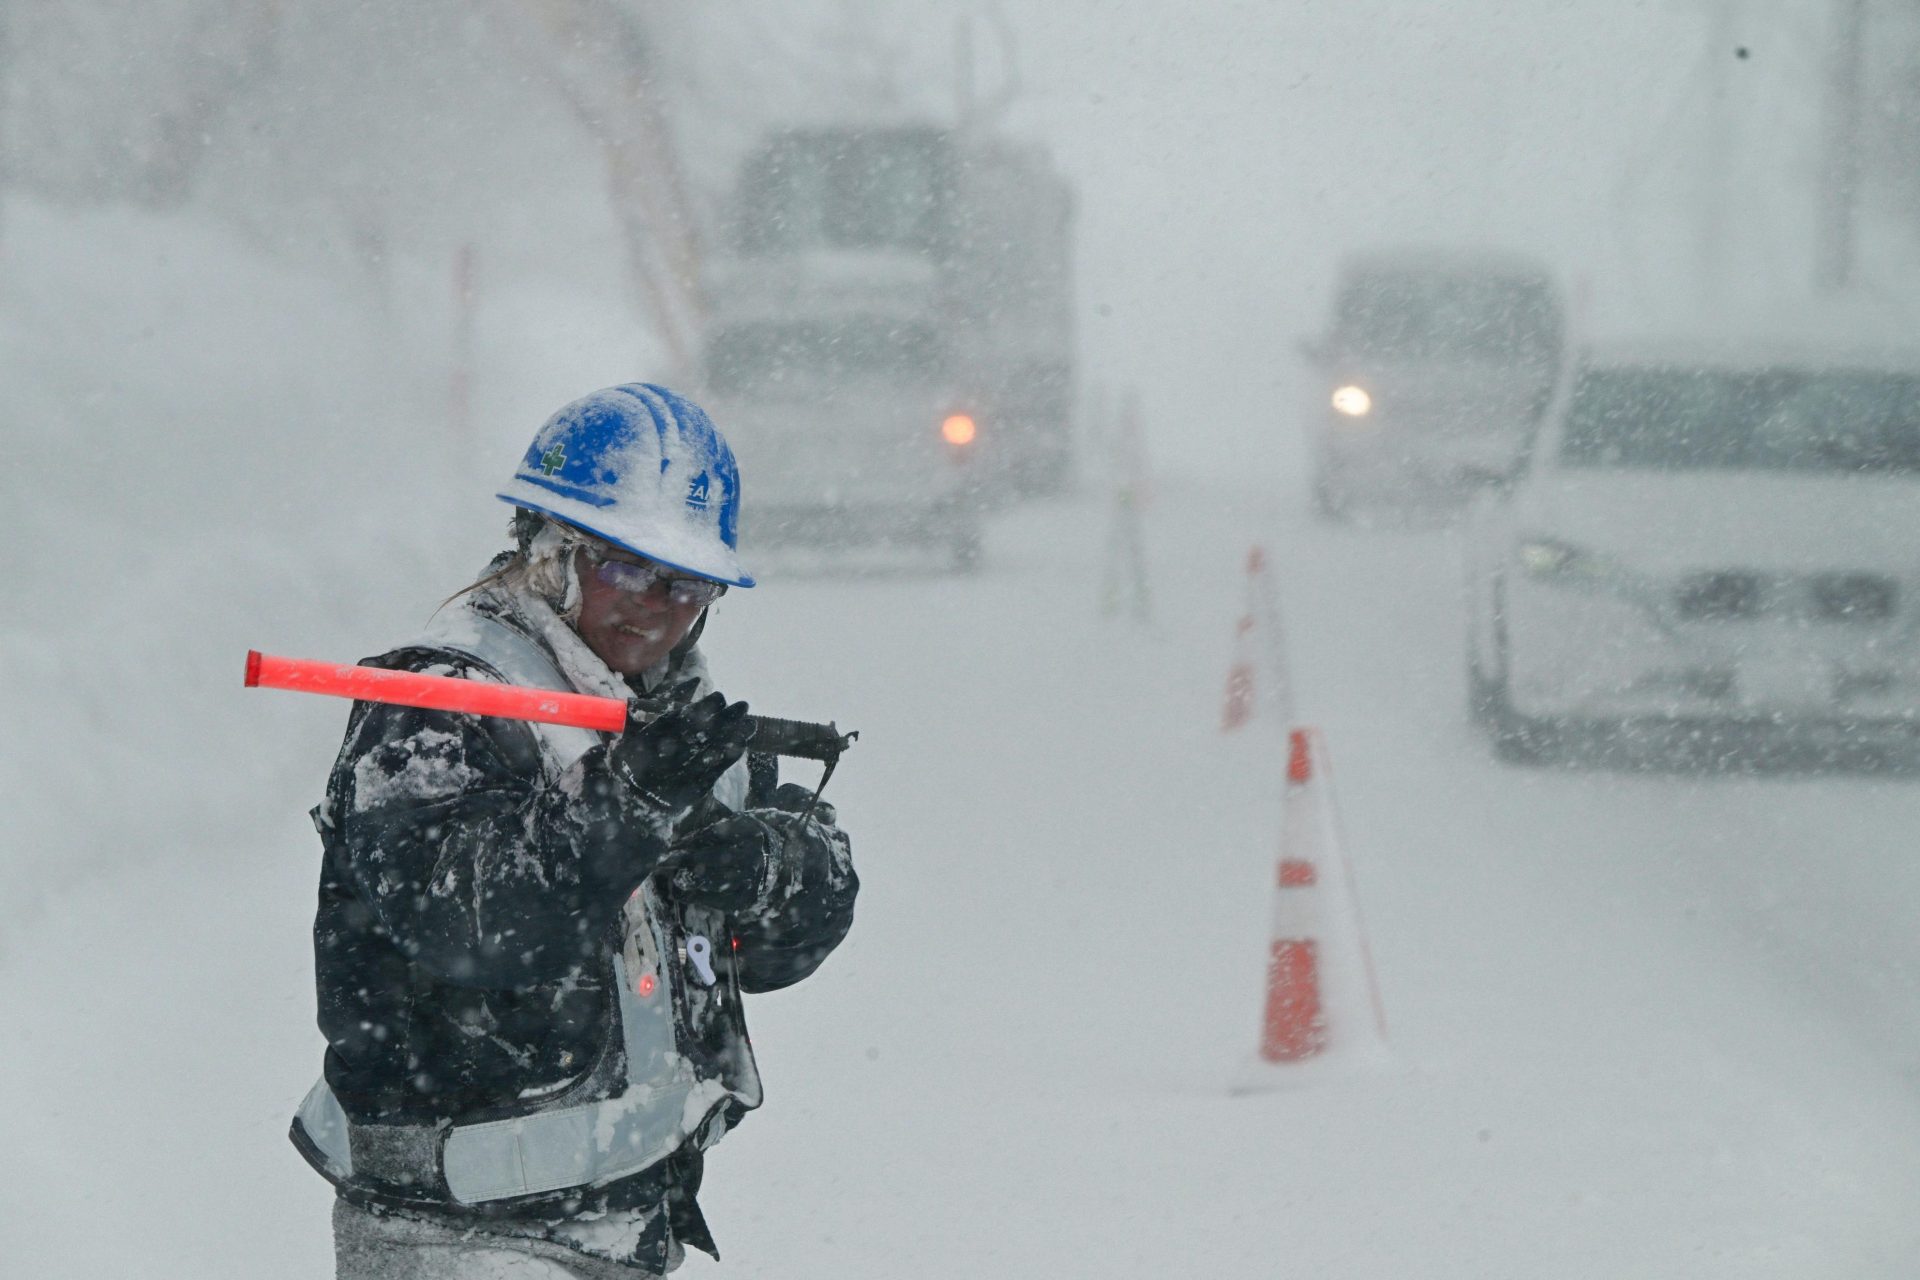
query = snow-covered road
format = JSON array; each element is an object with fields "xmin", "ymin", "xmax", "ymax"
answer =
[{"xmin": 6, "ymin": 475, "xmax": 1920, "ymax": 1278}]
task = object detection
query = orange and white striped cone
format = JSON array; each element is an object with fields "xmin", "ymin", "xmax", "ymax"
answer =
[
  {"xmin": 1220, "ymin": 544, "xmax": 1295, "ymax": 733},
  {"xmin": 1239, "ymin": 728, "xmax": 1389, "ymax": 1086},
  {"xmin": 1260, "ymin": 851, "xmax": 1328, "ymax": 1061},
  {"xmin": 1247, "ymin": 546, "xmax": 1294, "ymax": 728},
  {"xmin": 1220, "ymin": 615, "xmax": 1257, "ymax": 732}
]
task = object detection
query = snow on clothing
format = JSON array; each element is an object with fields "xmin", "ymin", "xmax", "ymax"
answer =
[
  {"xmin": 294, "ymin": 576, "xmax": 858, "ymax": 1273},
  {"xmin": 333, "ymin": 1198, "xmax": 660, "ymax": 1279}
]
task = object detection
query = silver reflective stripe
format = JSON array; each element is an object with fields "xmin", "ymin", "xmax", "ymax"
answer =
[
  {"xmin": 416, "ymin": 607, "xmax": 605, "ymax": 775},
  {"xmin": 441, "ymin": 953, "xmax": 730, "ymax": 1202},
  {"xmin": 297, "ymin": 1075, "xmax": 354, "ymax": 1178},
  {"xmin": 296, "ymin": 952, "xmax": 739, "ymax": 1204}
]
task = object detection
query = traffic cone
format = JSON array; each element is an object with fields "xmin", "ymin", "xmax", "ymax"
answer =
[
  {"xmin": 1239, "ymin": 728, "xmax": 1388, "ymax": 1085},
  {"xmin": 1220, "ymin": 545, "xmax": 1294, "ymax": 733},
  {"xmin": 1220, "ymin": 615, "xmax": 1257, "ymax": 731},
  {"xmin": 1260, "ymin": 850, "xmax": 1328, "ymax": 1061}
]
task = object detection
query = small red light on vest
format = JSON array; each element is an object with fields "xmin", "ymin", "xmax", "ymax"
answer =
[{"xmin": 636, "ymin": 973, "xmax": 657, "ymax": 997}]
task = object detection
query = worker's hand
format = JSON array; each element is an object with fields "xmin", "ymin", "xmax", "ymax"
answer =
[
  {"xmin": 665, "ymin": 789, "xmax": 851, "ymax": 915},
  {"xmin": 609, "ymin": 684, "xmax": 753, "ymax": 818},
  {"xmin": 665, "ymin": 813, "xmax": 781, "ymax": 914},
  {"xmin": 763, "ymin": 780, "xmax": 836, "ymax": 827}
]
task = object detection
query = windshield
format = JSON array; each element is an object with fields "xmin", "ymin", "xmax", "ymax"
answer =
[
  {"xmin": 1332, "ymin": 270, "xmax": 1561, "ymax": 361},
  {"xmin": 705, "ymin": 319, "xmax": 945, "ymax": 395},
  {"xmin": 1558, "ymin": 367, "xmax": 1920, "ymax": 474},
  {"xmin": 733, "ymin": 130, "xmax": 948, "ymax": 256}
]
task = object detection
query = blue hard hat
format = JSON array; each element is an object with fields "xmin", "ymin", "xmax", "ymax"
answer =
[{"xmin": 498, "ymin": 384, "xmax": 754, "ymax": 587}]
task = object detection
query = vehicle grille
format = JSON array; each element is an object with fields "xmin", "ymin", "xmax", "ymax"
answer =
[
  {"xmin": 1672, "ymin": 571, "xmax": 1900, "ymax": 624},
  {"xmin": 1674, "ymin": 572, "xmax": 1762, "ymax": 621},
  {"xmin": 1810, "ymin": 573, "xmax": 1897, "ymax": 623}
]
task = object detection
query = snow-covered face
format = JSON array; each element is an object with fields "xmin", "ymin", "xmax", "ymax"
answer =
[{"xmin": 573, "ymin": 544, "xmax": 708, "ymax": 676}]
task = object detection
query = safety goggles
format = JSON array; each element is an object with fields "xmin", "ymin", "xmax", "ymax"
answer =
[{"xmin": 578, "ymin": 545, "xmax": 728, "ymax": 606}]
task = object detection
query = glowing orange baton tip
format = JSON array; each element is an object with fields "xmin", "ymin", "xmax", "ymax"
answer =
[{"xmin": 243, "ymin": 649, "xmax": 628, "ymax": 733}]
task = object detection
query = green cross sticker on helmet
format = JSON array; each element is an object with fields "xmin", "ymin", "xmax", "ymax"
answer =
[{"xmin": 497, "ymin": 384, "xmax": 754, "ymax": 588}]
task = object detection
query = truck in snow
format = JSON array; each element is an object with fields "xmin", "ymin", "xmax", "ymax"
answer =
[
  {"xmin": 1302, "ymin": 247, "xmax": 1566, "ymax": 519},
  {"xmin": 698, "ymin": 123, "xmax": 1075, "ymax": 569}
]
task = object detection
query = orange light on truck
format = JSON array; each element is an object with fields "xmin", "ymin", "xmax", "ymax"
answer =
[{"xmin": 941, "ymin": 413, "xmax": 977, "ymax": 446}]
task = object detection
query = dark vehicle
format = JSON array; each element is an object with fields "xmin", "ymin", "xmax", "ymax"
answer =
[{"xmin": 1304, "ymin": 248, "xmax": 1565, "ymax": 518}]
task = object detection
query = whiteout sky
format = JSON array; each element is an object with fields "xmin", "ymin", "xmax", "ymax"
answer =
[
  {"xmin": 1001, "ymin": 0, "xmax": 1891, "ymax": 475},
  {"xmin": 17, "ymin": 0, "xmax": 1857, "ymax": 483},
  {"xmin": 659, "ymin": 0, "xmax": 1893, "ymax": 478}
]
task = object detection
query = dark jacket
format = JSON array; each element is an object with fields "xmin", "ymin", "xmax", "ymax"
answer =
[{"xmin": 306, "ymin": 595, "xmax": 857, "ymax": 1268}]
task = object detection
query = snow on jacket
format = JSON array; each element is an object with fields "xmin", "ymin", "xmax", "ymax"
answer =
[{"xmin": 298, "ymin": 577, "xmax": 858, "ymax": 1268}]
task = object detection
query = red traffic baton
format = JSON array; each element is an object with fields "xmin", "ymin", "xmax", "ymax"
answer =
[
  {"xmin": 243, "ymin": 649, "xmax": 856, "ymax": 765},
  {"xmin": 245, "ymin": 649, "xmax": 626, "ymax": 731}
]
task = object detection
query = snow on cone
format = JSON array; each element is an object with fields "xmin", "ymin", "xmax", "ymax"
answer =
[
  {"xmin": 1220, "ymin": 615, "xmax": 1257, "ymax": 731},
  {"xmin": 1260, "ymin": 854, "xmax": 1328, "ymax": 1061},
  {"xmin": 1237, "ymin": 728, "xmax": 1389, "ymax": 1089},
  {"xmin": 1220, "ymin": 544, "xmax": 1294, "ymax": 734}
]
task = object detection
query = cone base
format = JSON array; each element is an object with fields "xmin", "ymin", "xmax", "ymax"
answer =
[{"xmin": 1228, "ymin": 1041, "xmax": 1399, "ymax": 1095}]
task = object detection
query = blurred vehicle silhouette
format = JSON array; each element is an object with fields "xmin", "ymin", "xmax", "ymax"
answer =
[
  {"xmin": 1303, "ymin": 248, "xmax": 1565, "ymax": 519},
  {"xmin": 1465, "ymin": 344, "xmax": 1920, "ymax": 767},
  {"xmin": 700, "ymin": 124, "xmax": 1075, "ymax": 571}
]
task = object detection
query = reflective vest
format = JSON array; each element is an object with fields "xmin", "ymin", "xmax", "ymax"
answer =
[{"xmin": 291, "ymin": 596, "xmax": 761, "ymax": 1207}]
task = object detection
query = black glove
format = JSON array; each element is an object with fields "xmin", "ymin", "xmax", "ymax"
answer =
[
  {"xmin": 666, "ymin": 813, "xmax": 782, "ymax": 914},
  {"xmin": 666, "ymin": 785, "xmax": 850, "ymax": 914},
  {"xmin": 608, "ymin": 683, "xmax": 753, "ymax": 817},
  {"xmin": 764, "ymin": 781, "xmax": 835, "ymax": 827}
]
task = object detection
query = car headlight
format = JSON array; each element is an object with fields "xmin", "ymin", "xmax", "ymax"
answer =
[
  {"xmin": 1511, "ymin": 537, "xmax": 1671, "ymax": 628},
  {"xmin": 1330, "ymin": 385, "xmax": 1371, "ymax": 417},
  {"xmin": 1516, "ymin": 536, "xmax": 1609, "ymax": 581}
]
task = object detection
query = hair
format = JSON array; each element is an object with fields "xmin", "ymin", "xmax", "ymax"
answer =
[{"xmin": 442, "ymin": 508, "xmax": 584, "ymax": 618}]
